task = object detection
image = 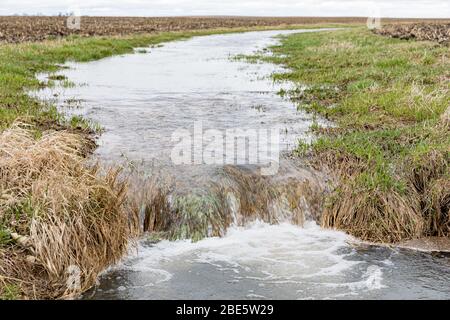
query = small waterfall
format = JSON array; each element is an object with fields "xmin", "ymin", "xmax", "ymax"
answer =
[{"xmin": 131, "ymin": 161, "xmax": 328, "ymax": 242}]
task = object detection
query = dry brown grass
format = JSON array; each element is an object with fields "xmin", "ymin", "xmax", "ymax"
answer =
[
  {"xmin": 220, "ymin": 166, "xmax": 324, "ymax": 227},
  {"xmin": 426, "ymin": 177, "xmax": 450, "ymax": 236},
  {"xmin": 319, "ymin": 148, "xmax": 449, "ymax": 243},
  {"xmin": 409, "ymin": 150, "xmax": 450, "ymax": 237},
  {"xmin": 133, "ymin": 178, "xmax": 233, "ymax": 241},
  {"xmin": 0, "ymin": 123, "xmax": 139, "ymax": 299},
  {"xmin": 321, "ymin": 180, "xmax": 424, "ymax": 243}
]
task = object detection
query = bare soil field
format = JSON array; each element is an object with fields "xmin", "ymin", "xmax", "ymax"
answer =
[
  {"xmin": 0, "ymin": 16, "xmax": 448, "ymax": 43},
  {"xmin": 375, "ymin": 23, "xmax": 450, "ymax": 43}
]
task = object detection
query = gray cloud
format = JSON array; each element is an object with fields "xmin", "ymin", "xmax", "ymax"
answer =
[{"xmin": 0, "ymin": 0, "xmax": 448, "ymax": 18}]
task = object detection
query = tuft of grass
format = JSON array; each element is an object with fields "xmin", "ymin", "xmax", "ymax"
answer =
[
  {"xmin": 130, "ymin": 177, "xmax": 232, "ymax": 242},
  {"xmin": 0, "ymin": 228, "xmax": 12, "ymax": 247},
  {"xmin": 0, "ymin": 283, "xmax": 20, "ymax": 300},
  {"xmin": 69, "ymin": 115, "xmax": 103, "ymax": 133},
  {"xmin": 47, "ymin": 74, "xmax": 67, "ymax": 81},
  {"xmin": 0, "ymin": 123, "xmax": 139, "ymax": 299}
]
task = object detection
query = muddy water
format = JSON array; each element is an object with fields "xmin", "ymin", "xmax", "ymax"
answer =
[{"xmin": 34, "ymin": 30, "xmax": 450, "ymax": 300}]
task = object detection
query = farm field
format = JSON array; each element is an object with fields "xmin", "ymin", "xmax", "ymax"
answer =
[{"xmin": 1, "ymin": 16, "xmax": 449, "ymax": 43}]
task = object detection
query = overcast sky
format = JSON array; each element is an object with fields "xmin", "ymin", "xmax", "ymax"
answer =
[{"xmin": 0, "ymin": 0, "xmax": 449, "ymax": 18}]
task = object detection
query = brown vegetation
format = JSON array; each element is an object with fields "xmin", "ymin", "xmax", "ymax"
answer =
[
  {"xmin": 0, "ymin": 16, "xmax": 366, "ymax": 43},
  {"xmin": 375, "ymin": 23, "xmax": 450, "ymax": 44},
  {"xmin": 1, "ymin": 16, "xmax": 448, "ymax": 43},
  {"xmin": 0, "ymin": 123, "xmax": 139, "ymax": 299},
  {"xmin": 319, "ymin": 128, "xmax": 450, "ymax": 243}
]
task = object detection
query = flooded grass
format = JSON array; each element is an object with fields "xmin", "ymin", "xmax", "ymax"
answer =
[
  {"xmin": 0, "ymin": 31, "xmax": 195, "ymax": 132},
  {"xmin": 0, "ymin": 25, "xmax": 349, "ymax": 133},
  {"xmin": 133, "ymin": 165, "xmax": 326, "ymax": 243},
  {"xmin": 263, "ymin": 28, "xmax": 449, "ymax": 243},
  {"xmin": 0, "ymin": 29, "xmax": 188, "ymax": 298}
]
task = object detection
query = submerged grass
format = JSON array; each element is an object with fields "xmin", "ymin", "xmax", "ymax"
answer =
[
  {"xmin": 264, "ymin": 28, "xmax": 449, "ymax": 242},
  {"xmin": 134, "ymin": 166, "xmax": 325, "ymax": 243}
]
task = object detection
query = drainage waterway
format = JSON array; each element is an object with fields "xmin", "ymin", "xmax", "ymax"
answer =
[{"xmin": 34, "ymin": 29, "xmax": 450, "ymax": 300}]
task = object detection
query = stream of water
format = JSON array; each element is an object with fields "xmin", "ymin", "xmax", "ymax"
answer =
[{"xmin": 34, "ymin": 29, "xmax": 450, "ymax": 300}]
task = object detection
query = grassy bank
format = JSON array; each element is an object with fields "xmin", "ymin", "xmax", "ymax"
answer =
[
  {"xmin": 266, "ymin": 28, "xmax": 449, "ymax": 243},
  {"xmin": 0, "ymin": 24, "xmax": 347, "ymax": 299}
]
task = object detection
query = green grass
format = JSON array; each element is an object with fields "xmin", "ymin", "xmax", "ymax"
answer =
[
  {"xmin": 270, "ymin": 30, "xmax": 448, "ymax": 126},
  {"xmin": 69, "ymin": 115, "xmax": 103, "ymax": 132},
  {"xmin": 260, "ymin": 27, "xmax": 449, "ymax": 242},
  {"xmin": 266, "ymin": 28, "xmax": 449, "ymax": 191},
  {"xmin": 0, "ymin": 228, "xmax": 12, "ymax": 247},
  {"xmin": 0, "ymin": 284, "xmax": 20, "ymax": 300}
]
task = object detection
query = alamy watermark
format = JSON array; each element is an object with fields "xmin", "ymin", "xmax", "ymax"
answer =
[
  {"xmin": 367, "ymin": 3, "xmax": 382, "ymax": 30},
  {"xmin": 66, "ymin": 265, "xmax": 81, "ymax": 292},
  {"xmin": 66, "ymin": 5, "xmax": 81, "ymax": 30},
  {"xmin": 171, "ymin": 122, "xmax": 280, "ymax": 176}
]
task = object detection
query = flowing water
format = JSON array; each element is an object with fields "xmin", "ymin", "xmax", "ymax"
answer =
[{"xmin": 34, "ymin": 29, "xmax": 450, "ymax": 300}]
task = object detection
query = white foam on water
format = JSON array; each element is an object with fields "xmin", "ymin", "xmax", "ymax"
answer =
[
  {"xmin": 107, "ymin": 221, "xmax": 385, "ymax": 298},
  {"xmin": 321, "ymin": 265, "xmax": 386, "ymax": 290}
]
